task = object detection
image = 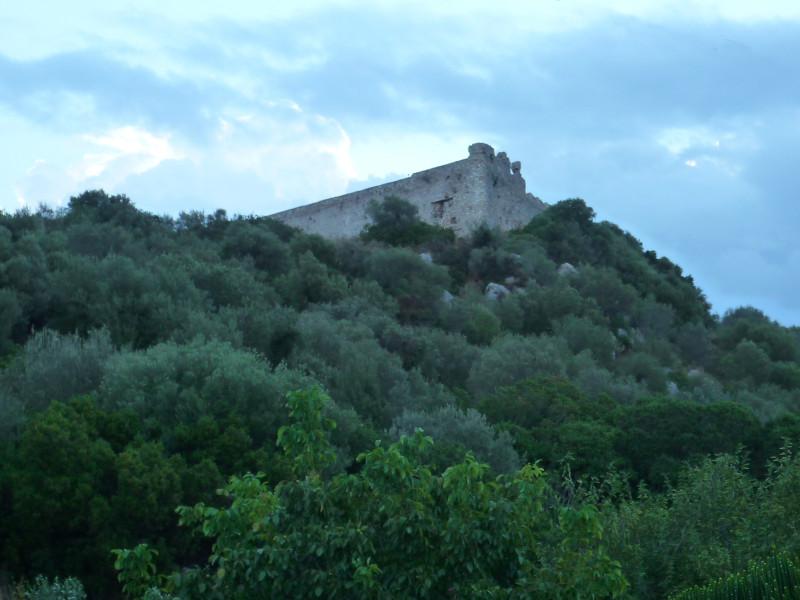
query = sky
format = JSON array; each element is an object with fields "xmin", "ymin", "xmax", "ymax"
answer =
[{"xmin": 1, "ymin": 1, "xmax": 799, "ymax": 325}]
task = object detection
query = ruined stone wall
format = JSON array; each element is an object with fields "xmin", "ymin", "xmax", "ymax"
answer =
[{"xmin": 269, "ymin": 143, "xmax": 546, "ymax": 238}]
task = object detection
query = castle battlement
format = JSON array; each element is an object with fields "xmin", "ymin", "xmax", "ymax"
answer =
[{"xmin": 268, "ymin": 143, "xmax": 546, "ymax": 238}]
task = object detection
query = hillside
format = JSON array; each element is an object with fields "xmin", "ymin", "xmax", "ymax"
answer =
[{"xmin": 1, "ymin": 190, "xmax": 800, "ymax": 598}]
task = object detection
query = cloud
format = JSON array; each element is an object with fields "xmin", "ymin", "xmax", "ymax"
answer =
[
  {"xmin": 199, "ymin": 103, "xmax": 356, "ymax": 210},
  {"xmin": 14, "ymin": 125, "xmax": 183, "ymax": 208},
  {"xmin": 1, "ymin": 6, "xmax": 800, "ymax": 324},
  {"xmin": 78, "ymin": 126, "xmax": 184, "ymax": 179},
  {"xmin": 0, "ymin": 50, "xmax": 223, "ymax": 137},
  {"xmin": 12, "ymin": 100, "xmax": 357, "ymax": 216},
  {"xmin": 15, "ymin": 161, "xmax": 74, "ymax": 209}
]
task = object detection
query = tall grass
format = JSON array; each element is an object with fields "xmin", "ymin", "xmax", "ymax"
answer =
[{"xmin": 672, "ymin": 554, "xmax": 800, "ymax": 600}]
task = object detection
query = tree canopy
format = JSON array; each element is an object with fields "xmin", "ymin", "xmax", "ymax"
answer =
[{"xmin": 1, "ymin": 192, "xmax": 799, "ymax": 599}]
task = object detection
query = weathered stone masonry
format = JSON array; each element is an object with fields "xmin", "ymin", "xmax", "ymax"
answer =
[{"xmin": 269, "ymin": 143, "xmax": 547, "ymax": 238}]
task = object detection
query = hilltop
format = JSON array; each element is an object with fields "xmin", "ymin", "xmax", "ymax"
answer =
[{"xmin": 1, "ymin": 190, "xmax": 799, "ymax": 598}]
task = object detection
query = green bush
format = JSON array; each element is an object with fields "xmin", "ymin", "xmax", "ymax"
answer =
[
  {"xmin": 22, "ymin": 575, "xmax": 87, "ymax": 600},
  {"xmin": 361, "ymin": 196, "xmax": 455, "ymax": 247},
  {"xmin": 114, "ymin": 387, "xmax": 628, "ymax": 599},
  {"xmin": 671, "ymin": 554, "xmax": 800, "ymax": 600}
]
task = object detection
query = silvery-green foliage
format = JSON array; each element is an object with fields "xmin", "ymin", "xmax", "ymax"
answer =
[
  {"xmin": 411, "ymin": 327, "xmax": 480, "ymax": 390},
  {"xmin": 468, "ymin": 334, "xmax": 568, "ymax": 398},
  {"xmin": 634, "ymin": 299, "xmax": 676, "ymax": 339},
  {"xmin": 396, "ymin": 367, "xmax": 454, "ymax": 414},
  {"xmin": 567, "ymin": 351, "xmax": 645, "ymax": 404},
  {"xmin": 291, "ymin": 310, "xmax": 451, "ymax": 426},
  {"xmin": 554, "ymin": 315, "xmax": 617, "ymax": 367},
  {"xmin": 238, "ymin": 305, "xmax": 299, "ymax": 365},
  {"xmin": 23, "ymin": 576, "xmax": 86, "ymax": 600},
  {"xmin": 390, "ymin": 405, "xmax": 520, "ymax": 474},
  {"xmin": 347, "ymin": 278, "xmax": 401, "ymax": 316},
  {"xmin": 3, "ymin": 328, "xmax": 115, "ymax": 413},
  {"xmin": 616, "ymin": 351, "xmax": 669, "ymax": 394},
  {"xmin": 320, "ymin": 294, "xmax": 397, "ymax": 337},
  {"xmin": 518, "ymin": 244, "xmax": 558, "ymax": 286},
  {"xmin": 169, "ymin": 306, "xmax": 244, "ymax": 348},
  {"xmin": 573, "ymin": 266, "xmax": 638, "ymax": 325},
  {"xmin": 684, "ymin": 371, "xmax": 729, "ymax": 405},
  {"xmin": 733, "ymin": 385, "xmax": 800, "ymax": 423},
  {"xmin": 675, "ymin": 322, "xmax": 714, "ymax": 368},
  {"xmin": 191, "ymin": 261, "xmax": 273, "ymax": 309},
  {"xmin": 99, "ymin": 338, "xmax": 314, "ymax": 432},
  {"xmin": 438, "ymin": 298, "xmax": 501, "ymax": 345},
  {"xmin": 365, "ymin": 246, "xmax": 451, "ymax": 322},
  {"xmin": 490, "ymin": 292, "xmax": 526, "ymax": 333},
  {"xmin": 636, "ymin": 336, "xmax": 681, "ymax": 369}
]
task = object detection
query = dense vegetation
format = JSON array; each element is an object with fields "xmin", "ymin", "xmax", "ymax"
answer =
[{"xmin": 1, "ymin": 191, "xmax": 799, "ymax": 598}]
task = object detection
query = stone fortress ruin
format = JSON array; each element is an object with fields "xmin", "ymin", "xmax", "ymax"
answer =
[{"xmin": 269, "ymin": 143, "xmax": 547, "ymax": 238}]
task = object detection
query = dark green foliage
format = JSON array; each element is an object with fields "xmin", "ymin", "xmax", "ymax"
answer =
[
  {"xmin": 1, "ymin": 191, "xmax": 798, "ymax": 598},
  {"xmin": 615, "ymin": 399, "xmax": 762, "ymax": 486},
  {"xmin": 480, "ymin": 376, "xmax": 620, "ymax": 479},
  {"xmin": 517, "ymin": 280, "xmax": 589, "ymax": 335},
  {"xmin": 467, "ymin": 335, "xmax": 568, "ymax": 398},
  {"xmin": 617, "ymin": 351, "xmax": 669, "ymax": 393},
  {"xmin": 114, "ymin": 387, "xmax": 628, "ymax": 599},
  {"xmin": 239, "ymin": 305, "xmax": 299, "ymax": 365},
  {"xmin": 467, "ymin": 245, "xmax": 521, "ymax": 282},
  {"xmin": 0, "ymin": 289, "xmax": 22, "ymax": 354},
  {"xmin": 598, "ymin": 452, "xmax": 800, "ymax": 597},
  {"xmin": 365, "ymin": 246, "xmax": 450, "ymax": 323},
  {"xmin": 675, "ymin": 321, "xmax": 715, "ymax": 367},
  {"xmin": 192, "ymin": 262, "xmax": 275, "ymax": 309},
  {"xmin": 6, "ymin": 398, "xmax": 118, "ymax": 593},
  {"xmin": 717, "ymin": 307, "xmax": 799, "ymax": 362},
  {"xmin": 481, "ymin": 376, "xmax": 605, "ymax": 430},
  {"xmin": 377, "ymin": 323, "xmax": 479, "ymax": 390},
  {"xmin": 522, "ymin": 199, "xmax": 712, "ymax": 324},
  {"xmin": 718, "ymin": 340, "xmax": 773, "ymax": 384},
  {"xmin": 361, "ymin": 196, "xmax": 455, "ymax": 247},
  {"xmin": 521, "ymin": 198, "xmax": 598, "ymax": 265},
  {"xmin": 276, "ymin": 251, "xmax": 348, "ymax": 309},
  {"xmin": 438, "ymin": 297, "xmax": 502, "ymax": 345},
  {"xmin": 221, "ymin": 221, "xmax": 291, "ymax": 274},
  {"xmin": 554, "ymin": 315, "xmax": 617, "ymax": 367},
  {"xmin": 67, "ymin": 190, "xmax": 138, "ymax": 225},
  {"xmin": 671, "ymin": 553, "xmax": 800, "ymax": 600}
]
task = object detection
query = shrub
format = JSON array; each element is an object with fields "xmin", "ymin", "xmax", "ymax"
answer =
[
  {"xmin": 361, "ymin": 196, "xmax": 455, "ymax": 246},
  {"xmin": 113, "ymin": 387, "xmax": 628, "ymax": 599},
  {"xmin": 22, "ymin": 575, "xmax": 87, "ymax": 600},
  {"xmin": 671, "ymin": 553, "xmax": 800, "ymax": 599},
  {"xmin": 467, "ymin": 335, "xmax": 568, "ymax": 399},
  {"xmin": 390, "ymin": 405, "xmax": 520, "ymax": 474},
  {"xmin": 2, "ymin": 328, "xmax": 115, "ymax": 414}
]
